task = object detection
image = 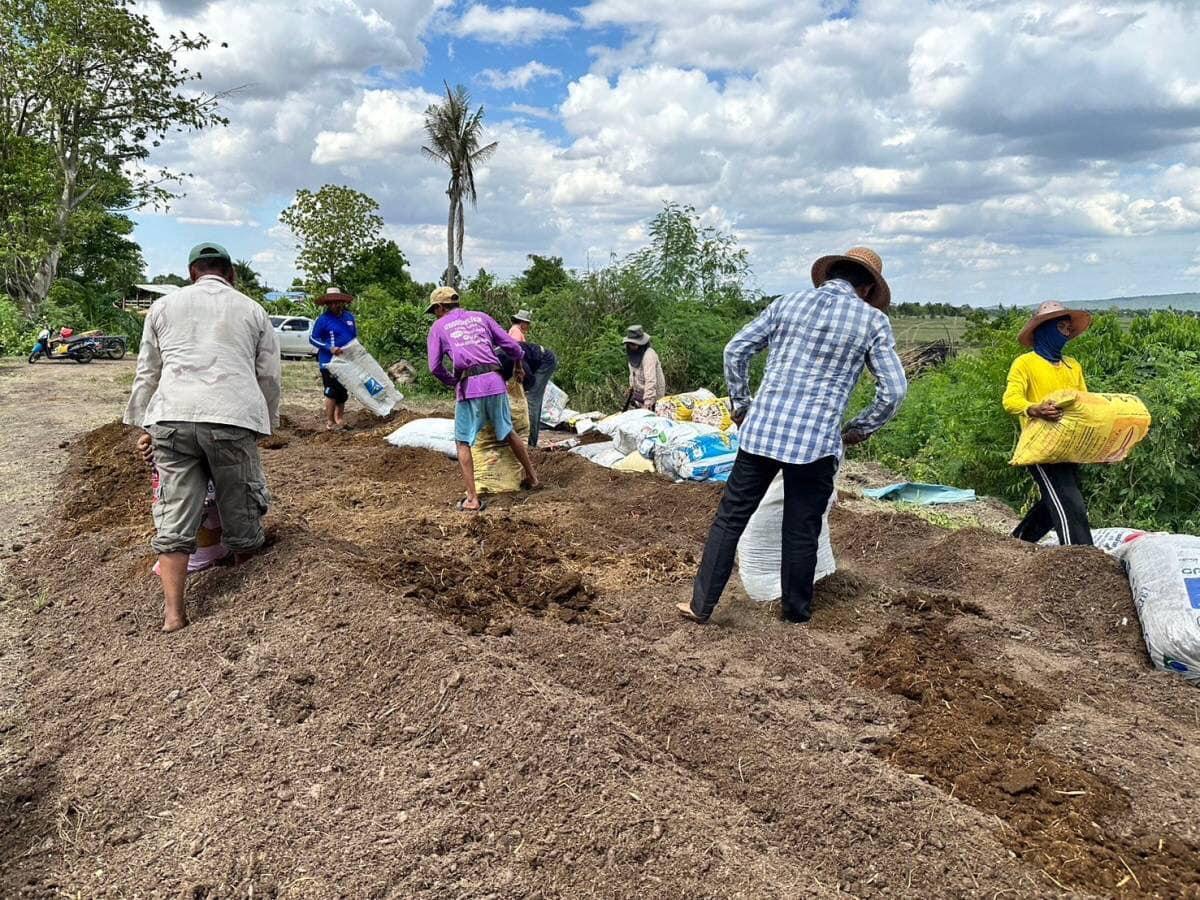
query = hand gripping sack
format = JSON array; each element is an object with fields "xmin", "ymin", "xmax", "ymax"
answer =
[
  {"xmin": 1010, "ymin": 390, "xmax": 1151, "ymax": 466},
  {"xmin": 737, "ymin": 474, "xmax": 836, "ymax": 602},
  {"xmin": 386, "ymin": 418, "xmax": 456, "ymax": 458},
  {"xmin": 1115, "ymin": 534, "xmax": 1200, "ymax": 683},
  {"xmin": 654, "ymin": 389, "xmax": 717, "ymax": 422},
  {"xmin": 472, "ymin": 380, "xmax": 530, "ymax": 495},
  {"xmin": 325, "ymin": 340, "xmax": 405, "ymax": 417}
]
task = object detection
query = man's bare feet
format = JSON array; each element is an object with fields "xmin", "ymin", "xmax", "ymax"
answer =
[
  {"xmin": 521, "ymin": 476, "xmax": 542, "ymax": 490},
  {"xmin": 675, "ymin": 601, "xmax": 708, "ymax": 624},
  {"xmin": 162, "ymin": 613, "xmax": 189, "ymax": 633}
]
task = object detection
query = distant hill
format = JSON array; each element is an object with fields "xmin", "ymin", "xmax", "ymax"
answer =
[{"xmin": 1061, "ymin": 292, "xmax": 1200, "ymax": 312}]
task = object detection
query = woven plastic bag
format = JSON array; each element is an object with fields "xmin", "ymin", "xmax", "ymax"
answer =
[
  {"xmin": 1115, "ymin": 533, "xmax": 1200, "ymax": 684},
  {"xmin": 654, "ymin": 389, "xmax": 717, "ymax": 422},
  {"xmin": 1010, "ymin": 390, "xmax": 1150, "ymax": 466},
  {"xmin": 571, "ymin": 440, "xmax": 626, "ymax": 469},
  {"xmin": 692, "ymin": 396, "xmax": 733, "ymax": 430},
  {"xmin": 737, "ymin": 474, "xmax": 836, "ymax": 602},
  {"xmin": 326, "ymin": 340, "xmax": 404, "ymax": 417},
  {"xmin": 472, "ymin": 380, "xmax": 530, "ymax": 495},
  {"xmin": 386, "ymin": 418, "xmax": 456, "ymax": 458},
  {"xmin": 655, "ymin": 427, "xmax": 738, "ymax": 482}
]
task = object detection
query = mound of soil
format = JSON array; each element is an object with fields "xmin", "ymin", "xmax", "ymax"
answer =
[{"xmin": 6, "ymin": 411, "xmax": 1200, "ymax": 898}]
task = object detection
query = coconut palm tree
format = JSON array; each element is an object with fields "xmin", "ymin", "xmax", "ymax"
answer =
[{"xmin": 421, "ymin": 83, "xmax": 498, "ymax": 288}]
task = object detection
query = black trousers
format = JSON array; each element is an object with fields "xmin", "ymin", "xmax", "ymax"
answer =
[
  {"xmin": 691, "ymin": 450, "xmax": 837, "ymax": 622},
  {"xmin": 1012, "ymin": 463, "xmax": 1093, "ymax": 546}
]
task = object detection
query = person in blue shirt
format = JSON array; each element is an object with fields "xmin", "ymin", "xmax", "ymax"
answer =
[{"xmin": 309, "ymin": 287, "xmax": 357, "ymax": 430}]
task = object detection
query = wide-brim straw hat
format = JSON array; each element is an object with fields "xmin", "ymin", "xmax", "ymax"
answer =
[
  {"xmin": 1018, "ymin": 301, "xmax": 1092, "ymax": 348},
  {"xmin": 623, "ymin": 325, "xmax": 651, "ymax": 346},
  {"xmin": 512, "ymin": 309, "xmax": 533, "ymax": 324},
  {"xmin": 811, "ymin": 246, "xmax": 891, "ymax": 310},
  {"xmin": 425, "ymin": 285, "xmax": 460, "ymax": 315},
  {"xmin": 316, "ymin": 286, "xmax": 353, "ymax": 305}
]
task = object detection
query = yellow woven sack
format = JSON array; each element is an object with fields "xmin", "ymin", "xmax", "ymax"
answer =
[
  {"xmin": 654, "ymin": 389, "xmax": 716, "ymax": 422},
  {"xmin": 612, "ymin": 450, "xmax": 655, "ymax": 473},
  {"xmin": 472, "ymin": 380, "xmax": 530, "ymax": 494},
  {"xmin": 693, "ymin": 396, "xmax": 733, "ymax": 430},
  {"xmin": 1010, "ymin": 390, "xmax": 1151, "ymax": 466}
]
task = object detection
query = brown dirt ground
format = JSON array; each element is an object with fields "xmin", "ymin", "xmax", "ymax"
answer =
[{"xmin": 3, "ymin": 362, "xmax": 1200, "ymax": 898}]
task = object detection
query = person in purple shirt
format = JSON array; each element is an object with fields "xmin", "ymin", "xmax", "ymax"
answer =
[{"xmin": 425, "ymin": 286, "xmax": 540, "ymax": 511}]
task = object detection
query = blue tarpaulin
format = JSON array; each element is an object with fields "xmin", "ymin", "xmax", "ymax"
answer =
[{"xmin": 862, "ymin": 482, "xmax": 977, "ymax": 505}]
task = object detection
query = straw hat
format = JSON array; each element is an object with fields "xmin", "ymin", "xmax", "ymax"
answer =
[
  {"xmin": 425, "ymin": 285, "xmax": 460, "ymax": 315},
  {"xmin": 315, "ymin": 286, "xmax": 353, "ymax": 305},
  {"xmin": 512, "ymin": 309, "xmax": 533, "ymax": 324},
  {"xmin": 811, "ymin": 246, "xmax": 891, "ymax": 310},
  {"xmin": 623, "ymin": 325, "xmax": 651, "ymax": 346},
  {"xmin": 1018, "ymin": 301, "xmax": 1092, "ymax": 348}
]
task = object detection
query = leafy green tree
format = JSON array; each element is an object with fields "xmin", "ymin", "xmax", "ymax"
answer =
[
  {"xmin": 279, "ymin": 184, "xmax": 384, "ymax": 287},
  {"xmin": 0, "ymin": 0, "xmax": 226, "ymax": 314},
  {"xmin": 626, "ymin": 202, "xmax": 750, "ymax": 306},
  {"xmin": 341, "ymin": 240, "xmax": 418, "ymax": 301},
  {"xmin": 232, "ymin": 259, "xmax": 267, "ymax": 300},
  {"xmin": 422, "ymin": 82, "xmax": 498, "ymax": 288},
  {"xmin": 517, "ymin": 254, "xmax": 569, "ymax": 296},
  {"xmin": 150, "ymin": 273, "xmax": 188, "ymax": 287}
]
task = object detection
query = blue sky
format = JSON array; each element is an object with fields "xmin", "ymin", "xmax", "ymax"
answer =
[{"xmin": 135, "ymin": 0, "xmax": 1200, "ymax": 305}]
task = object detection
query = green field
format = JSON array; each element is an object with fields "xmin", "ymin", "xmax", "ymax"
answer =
[{"xmin": 889, "ymin": 316, "xmax": 969, "ymax": 350}]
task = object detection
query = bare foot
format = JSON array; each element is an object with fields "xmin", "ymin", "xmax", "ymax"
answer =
[
  {"xmin": 521, "ymin": 477, "xmax": 542, "ymax": 490},
  {"xmin": 675, "ymin": 601, "xmax": 708, "ymax": 624},
  {"xmin": 162, "ymin": 614, "xmax": 189, "ymax": 633}
]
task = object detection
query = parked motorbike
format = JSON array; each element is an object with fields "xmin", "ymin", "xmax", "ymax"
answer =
[{"xmin": 28, "ymin": 329, "xmax": 98, "ymax": 364}]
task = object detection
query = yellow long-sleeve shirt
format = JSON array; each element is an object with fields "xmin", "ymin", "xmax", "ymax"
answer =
[{"xmin": 1002, "ymin": 352, "xmax": 1087, "ymax": 430}]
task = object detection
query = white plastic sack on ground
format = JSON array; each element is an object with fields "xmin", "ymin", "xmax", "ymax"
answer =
[
  {"xmin": 737, "ymin": 474, "xmax": 836, "ymax": 602},
  {"xmin": 571, "ymin": 440, "xmax": 626, "ymax": 469},
  {"xmin": 1039, "ymin": 527, "xmax": 1147, "ymax": 556},
  {"xmin": 1115, "ymin": 534, "xmax": 1200, "ymax": 683},
  {"xmin": 639, "ymin": 421, "xmax": 714, "ymax": 460},
  {"xmin": 541, "ymin": 381, "xmax": 569, "ymax": 426},
  {"xmin": 326, "ymin": 340, "xmax": 404, "ymax": 416},
  {"xmin": 386, "ymin": 418, "xmax": 456, "ymax": 458},
  {"xmin": 655, "ymin": 427, "xmax": 738, "ymax": 482},
  {"xmin": 595, "ymin": 408, "xmax": 654, "ymax": 438},
  {"xmin": 612, "ymin": 415, "xmax": 675, "ymax": 456}
]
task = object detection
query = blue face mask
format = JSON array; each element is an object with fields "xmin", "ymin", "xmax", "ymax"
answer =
[{"xmin": 1033, "ymin": 319, "xmax": 1070, "ymax": 363}]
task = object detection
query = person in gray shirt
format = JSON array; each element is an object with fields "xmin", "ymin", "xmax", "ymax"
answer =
[{"xmin": 125, "ymin": 242, "xmax": 282, "ymax": 633}]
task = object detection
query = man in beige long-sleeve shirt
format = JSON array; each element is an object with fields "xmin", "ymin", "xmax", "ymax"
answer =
[
  {"xmin": 124, "ymin": 242, "xmax": 281, "ymax": 633},
  {"xmin": 624, "ymin": 324, "xmax": 666, "ymax": 411}
]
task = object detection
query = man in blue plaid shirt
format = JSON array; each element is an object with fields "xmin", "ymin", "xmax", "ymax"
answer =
[{"xmin": 678, "ymin": 247, "xmax": 908, "ymax": 625}]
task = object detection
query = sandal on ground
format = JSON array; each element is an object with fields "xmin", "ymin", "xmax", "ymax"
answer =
[
  {"xmin": 675, "ymin": 602, "xmax": 709, "ymax": 624},
  {"xmin": 455, "ymin": 498, "xmax": 488, "ymax": 513}
]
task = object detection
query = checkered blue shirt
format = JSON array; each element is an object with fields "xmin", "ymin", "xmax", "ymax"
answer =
[{"xmin": 727, "ymin": 279, "xmax": 907, "ymax": 465}]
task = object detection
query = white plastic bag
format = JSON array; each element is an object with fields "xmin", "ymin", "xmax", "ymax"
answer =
[
  {"xmin": 326, "ymin": 340, "xmax": 404, "ymax": 417},
  {"xmin": 654, "ymin": 426, "xmax": 737, "ymax": 482},
  {"xmin": 570, "ymin": 440, "xmax": 626, "ymax": 469},
  {"xmin": 1040, "ymin": 527, "xmax": 1147, "ymax": 556},
  {"xmin": 541, "ymin": 381, "xmax": 569, "ymax": 426},
  {"xmin": 1115, "ymin": 534, "xmax": 1200, "ymax": 683},
  {"xmin": 737, "ymin": 474, "xmax": 836, "ymax": 602},
  {"xmin": 595, "ymin": 408, "xmax": 654, "ymax": 439},
  {"xmin": 386, "ymin": 418, "xmax": 456, "ymax": 458},
  {"xmin": 612, "ymin": 415, "xmax": 675, "ymax": 456}
]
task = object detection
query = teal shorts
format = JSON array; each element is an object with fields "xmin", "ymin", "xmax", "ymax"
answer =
[{"xmin": 454, "ymin": 393, "xmax": 514, "ymax": 446}]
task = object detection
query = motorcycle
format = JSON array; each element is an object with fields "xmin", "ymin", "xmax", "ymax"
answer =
[{"xmin": 28, "ymin": 328, "xmax": 98, "ymax": 364}]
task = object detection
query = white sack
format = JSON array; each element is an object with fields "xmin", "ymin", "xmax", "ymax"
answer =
[
  {"xmin": 386, "ymin": 418, "xmax": 456, "ymax": 458},
  {"xmin": 541, "ymin": 381, "xmax": 569, "ymax": 426},
  {"xmin": 1115, "ymin": 533, "xmax": 1200, "ymax": 684},
  {"xmin": 326, "ymin": 340, "xmax": 404, "ymax": 417},
  {"xmin": 570, "ymin": 440, "xmax": 626, "ymax": 469},
  {"xmin": 1040, "ymin": 527, "xmax": 1147, "ymax": 555},
  {"xmin": 737, "ymin": 474, "xmax": 836, "ymax": 602}
]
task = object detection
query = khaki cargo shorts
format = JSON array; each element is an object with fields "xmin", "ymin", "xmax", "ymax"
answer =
[{"xmin": 149, "ymin": 421, "xmax": 270, "ymax": 555}]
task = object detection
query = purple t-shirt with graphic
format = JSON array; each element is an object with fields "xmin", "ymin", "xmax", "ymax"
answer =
[{"xmin": 427, "ymin": 308, "xmax": 524, "ymax": 401}]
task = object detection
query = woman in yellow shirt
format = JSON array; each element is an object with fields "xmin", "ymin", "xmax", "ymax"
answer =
[{"xmin": 1003, "ymin": 301, "xmax": 1094, "ymax": 546}]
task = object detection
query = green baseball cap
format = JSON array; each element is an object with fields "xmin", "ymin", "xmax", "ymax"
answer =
[{"xmin": 187, "ymin": 242, "xmax": 232, "ymax": 265}]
